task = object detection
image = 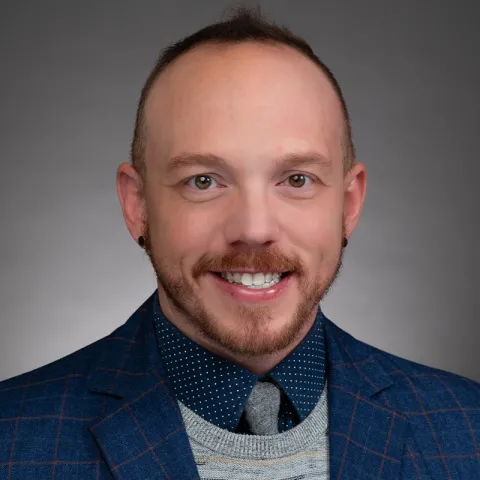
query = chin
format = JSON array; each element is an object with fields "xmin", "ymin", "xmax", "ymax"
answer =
[{"xmin": 197, "ymin": 298, "xmax": 314, "ymax": 357}]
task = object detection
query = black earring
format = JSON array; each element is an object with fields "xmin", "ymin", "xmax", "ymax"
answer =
[
  {"xmin": 138, "ymin": 235, "xmax": 145, "ymax": 247},
  {"xmin": 342, "ymin": 237, "xmax": 348, "ymax": 248}
]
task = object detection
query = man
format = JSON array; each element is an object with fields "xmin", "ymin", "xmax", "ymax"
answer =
[{"xmin": 0, "ymin": 8, "xmax": 478, "ymax": 480}]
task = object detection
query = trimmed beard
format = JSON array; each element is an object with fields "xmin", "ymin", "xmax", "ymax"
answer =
[{"xmin": 142, "ymin": 223, "xmax": 345, "ymax": 357}]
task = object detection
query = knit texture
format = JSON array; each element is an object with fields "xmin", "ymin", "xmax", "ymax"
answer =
[
  {"xmin": 245, "ymin": 381, "xmax": 282, "ymax": 435},
  {"xmin": 179, "ymin": 381, "xmax": 329, "ymax": 479}
]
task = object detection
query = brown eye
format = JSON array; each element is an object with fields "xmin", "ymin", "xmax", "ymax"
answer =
[
  {"xmin": 192, "ymin": 175, "xmax": 214, "ymax": 190},
  {"xmin": 288, "ymin": 174, "xmax": 307, "ymax": 188}
]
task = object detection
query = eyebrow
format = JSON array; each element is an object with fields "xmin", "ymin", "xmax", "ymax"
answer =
[
  {"xmin": 165, "ymin": 151, "xmax": 333, "ymax": 175},
  {"xmin": 166, "ymin": 153, "xmax": 230, "ymax": 174},
  {"xmin": 273, "ymin": 152, "xmax": 333, "ymax": 173}
]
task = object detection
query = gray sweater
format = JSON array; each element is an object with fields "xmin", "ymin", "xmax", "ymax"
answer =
[{"xmin": 179, "ymin": 382, "xmax": 329, "ymax": 479}]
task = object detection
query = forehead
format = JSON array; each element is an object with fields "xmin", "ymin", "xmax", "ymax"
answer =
[{"xmin": 144, "ymin": 42, "xmax": 345, "ymax": 171}]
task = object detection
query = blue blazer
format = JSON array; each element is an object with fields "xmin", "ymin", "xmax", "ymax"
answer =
[{"xmin": 1, "ymin": 291, "xmax": 479, "ymax": 479}]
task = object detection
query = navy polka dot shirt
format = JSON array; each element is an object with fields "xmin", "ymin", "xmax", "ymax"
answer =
[{"xmin": 153, "ymin": 295, "xmax": 326, "ymax": 433}]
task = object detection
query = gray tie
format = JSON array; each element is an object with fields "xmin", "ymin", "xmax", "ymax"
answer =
[{"xmin": 245, "ymin": 381, "xmax": 281, "ymax": 435}]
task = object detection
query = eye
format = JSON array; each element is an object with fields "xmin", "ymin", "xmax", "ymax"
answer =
[
  {"xmin": 186, "ymin": 175, "xmax": 218, "ymax": 190},
  {"xmin": 282, "ymin": 174, "xmax": 313, "ymax": 188}
]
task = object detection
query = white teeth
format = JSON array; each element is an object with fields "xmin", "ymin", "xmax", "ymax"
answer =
[
  {"xmin": 219, "ymin": 271, "xmax": 287, "ymax": 289},
  {"xmin": 233, "ymin": 273, "xmax": 242, "ymax": 282}
]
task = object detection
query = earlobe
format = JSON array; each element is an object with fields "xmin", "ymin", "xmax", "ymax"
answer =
[{"xmin": 116, "ymin": 162, "xmax": 146, "ymax": 243}]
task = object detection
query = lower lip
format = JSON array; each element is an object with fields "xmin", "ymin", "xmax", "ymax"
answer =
[{"xmin": 207, "ymin": 272, "xmax": 293, "ymax": 304}]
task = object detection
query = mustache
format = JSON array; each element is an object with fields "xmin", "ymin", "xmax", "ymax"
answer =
[{"xmin": 192, "ymin": 248, "xmax": 303, "ymax": 277}]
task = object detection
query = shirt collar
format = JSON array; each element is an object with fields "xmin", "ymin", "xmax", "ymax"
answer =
[{"xmin": 153, "ymin": 294, "xmax": 326, "ymax": 431}]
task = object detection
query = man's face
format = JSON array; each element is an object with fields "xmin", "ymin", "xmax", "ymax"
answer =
[{"xmin": 142, "ymin": 43, "xmax": 349, "ymax": 357}]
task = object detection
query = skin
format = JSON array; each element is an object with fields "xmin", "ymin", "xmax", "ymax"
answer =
[{"xmin": 117, "ymin": 42, "xmax": 367, "ymax": 375}]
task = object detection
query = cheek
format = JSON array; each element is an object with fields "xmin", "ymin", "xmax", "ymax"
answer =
[
  {"xmin": 152, "ymin": 205, "xmax": 216, "ymax": 259},
  {"xmin": 283, "ymin": 201, "xmax": 343, "ymax": 252}
]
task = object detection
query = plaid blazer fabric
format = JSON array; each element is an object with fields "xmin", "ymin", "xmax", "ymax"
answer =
[{"xmin": 1, "ymin": 291, "xmax": 479, "ymax": 479}]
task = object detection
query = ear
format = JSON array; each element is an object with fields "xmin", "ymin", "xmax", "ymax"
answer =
[
  {"xmin": 116, "ymin": 162, "xmax": 146, "ymax": 243},
  {"xmin": 343, "ymin": 162, "xmax": 367, "ymax": 240}
]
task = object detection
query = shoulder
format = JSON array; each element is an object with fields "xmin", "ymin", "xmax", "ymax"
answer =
[
  {"xmin": 325, "ymin": 317, "xmax": 480, "ymax": 407},
  {"xmin": 0, "ymin": 292, "xmax": 155, "ymax": 420},
  {"xmin": 0, "ymin": 336, "xmax": 113, "ymax": 468},
  {"xmin": 360, "ymin": 340, "xmax": 480, "ymax": 436},
  {"xmin": 375, "ymin": 344, "xmax": 480, "ymax": 404},
  {"xmin": 371, "ymin": 346, "xmax": 480, "ymax": 473},
  {"xmin": 0, "ymin": 335, "xmax": 106, "ymax": 419},
  {"xmin": 0, "ymin": 336, "xmax": 117, "ymax": 476},
  {"xmin": 327, "ymin": 317, "xmax": 480, "ymax": 408},
  {"xmin": 347, "ymin": 336, "xmax": 480, "ymax": 453},
  {"xmin": 334, "ymin": 327, "xmax": 480, "ymax": 461}
]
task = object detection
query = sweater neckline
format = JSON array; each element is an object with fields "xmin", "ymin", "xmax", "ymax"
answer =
[{"xmin": 178, "ymin": 381, "xmax": 329, "ymax": 460}]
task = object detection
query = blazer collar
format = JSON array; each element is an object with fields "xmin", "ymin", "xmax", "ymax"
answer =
[
  {"xmin": 87, "ymin": 292, "xmax": 414, "ymax": 480},
  {"xmin": 87, "ymin": 291, "xmax": 200, "ymax": 479},
  {"xmin": 87, "ymin": 293, "xmax": 162, "ymax": 400},
  {"xmin": 322, "ymin": 315, "xmax": 394, "ymax": 398}
]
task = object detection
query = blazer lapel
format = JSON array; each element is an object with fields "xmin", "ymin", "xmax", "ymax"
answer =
[
  {"xmin": 86, "ymin": 292, "xmax": 200, "ymax": 480},
  {"xmin": 85, "ymin": 292, "xmax": 417, "ymax": 479},
  {"xmin": 323, "ymin": 318, "xmax": 410, "ymax": 480}
]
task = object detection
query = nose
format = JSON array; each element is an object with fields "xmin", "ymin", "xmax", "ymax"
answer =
[{"xmin": 223, "ymin": 187, "xmax": 281, "ymax": 249}]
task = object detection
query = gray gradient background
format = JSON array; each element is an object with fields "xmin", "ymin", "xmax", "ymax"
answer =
[{"xmin": 0, "ymin": 1, "xmax": 478, "ymax": 383}]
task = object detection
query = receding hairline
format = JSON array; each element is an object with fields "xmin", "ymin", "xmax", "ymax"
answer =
[
  {"xmin": 131, "ymin": 18, "xmax": 356, "ymax": 184},
  {"xmin": 142, "ymin": 39, "xmax": 348, "ymax": 145},
  {"xmin": 145, "ymin": 39, "xmax": 344, "ymax": 111}
]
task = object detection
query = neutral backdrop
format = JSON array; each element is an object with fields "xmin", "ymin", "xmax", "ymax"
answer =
[{"xmin": 0, "ymin": 0, "xmax": 478, "ymax": 382}]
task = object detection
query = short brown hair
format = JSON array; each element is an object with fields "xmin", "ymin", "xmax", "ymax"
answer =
[{"xmin": 131, "ymin": 7, "xmax": 355, "ymax": 182}]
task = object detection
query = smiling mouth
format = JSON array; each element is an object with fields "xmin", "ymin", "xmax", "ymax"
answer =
[{"xmin": 211, "ymin": 271, "xmax": 292, "ymax": 289}]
